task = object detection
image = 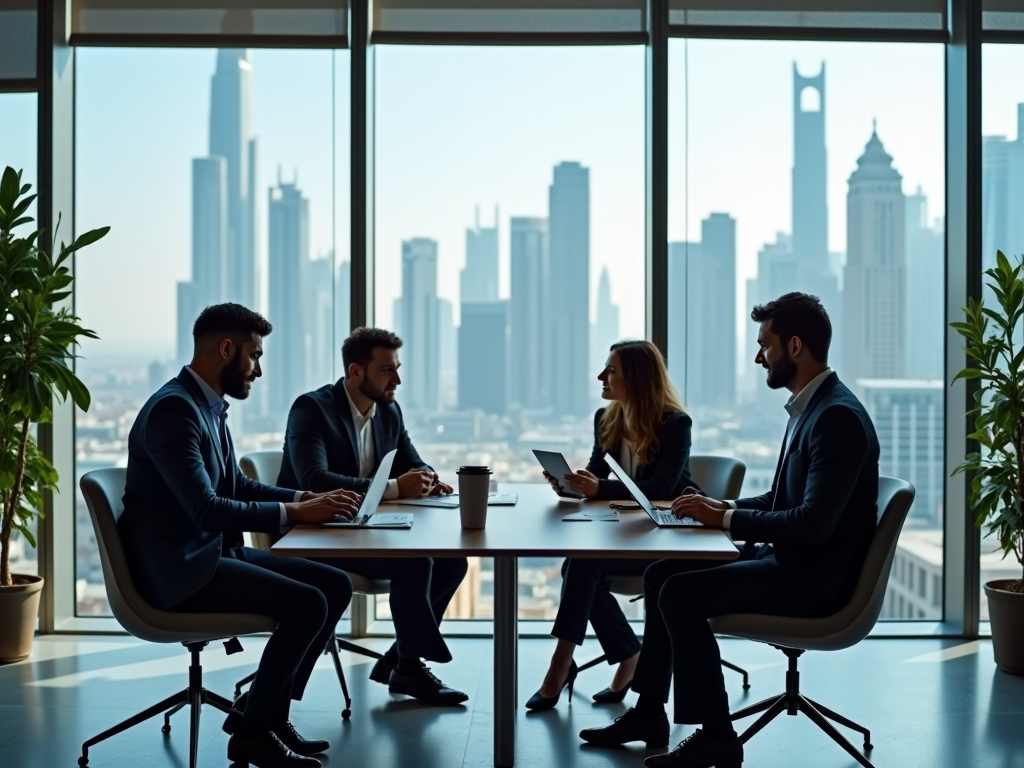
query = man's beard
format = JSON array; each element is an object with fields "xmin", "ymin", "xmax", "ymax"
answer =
[
  {"xmin": 358, "ymin": 376, "xmax": 393, "ymax": 404},
  {"xmin": 765, "ymin": 352, "xmax": 797, "ymax": 390},
  {"xmin": 219, "ymin": 348, "xmax": 253, "ymax": 400}
]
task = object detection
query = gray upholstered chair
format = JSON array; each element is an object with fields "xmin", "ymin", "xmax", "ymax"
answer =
[
  {"xmin": 235, "ymin": 450, "xmax": 390, "ymax": 720},
  {"xmin": 712, "ymin": 476, "xmax": 916, "ymax": 768},
  {"xmin": 78, "ymin": 469, "xmax": 276, "ymax": 768},
  {"xmin": 578, "ymin": 455, "xmax": 750, "ymax": 688}
]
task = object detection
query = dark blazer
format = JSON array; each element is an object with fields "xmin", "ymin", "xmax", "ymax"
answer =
[
  {"xmin": 585, "ymin": 408, "xmax": 700, "ymax": 501},
  {"xmin": 118, "ymin": 368, "xmax": 296, "ymax": 610},
  {"xmin": 729, "ymin": 372, "xmax": 880, "ymax": 604},
  {"xmin": 277, "ymin": 378, "xmax": 431, "ymax": 493}
]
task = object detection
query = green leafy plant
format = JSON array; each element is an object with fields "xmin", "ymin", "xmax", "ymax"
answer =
[
  {"xmin": 952, "ymin": 250, "xmax": 1024, "ymax": 592},
  {"xmin": 0, "ymin": 166, "xmax": 108, "ymax": 587}
]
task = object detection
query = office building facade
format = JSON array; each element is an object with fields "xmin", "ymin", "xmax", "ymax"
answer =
[
  {"xmin": 399, "ymin": 238, "xmax": 440, "ymax": 412},
  {"xmin": 458, "ymin": 301, "xmax": 509, "ymax": 415},
  {"xmin": 509, "ymin": 216, "xmax": 548, "ymax": 410}
]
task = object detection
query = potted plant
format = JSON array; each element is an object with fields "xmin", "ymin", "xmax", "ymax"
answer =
[
  {"xmin": 0, "ymin": 166, "xmax": 108, "ymax": 662},
  {"xmin": 952, "ymin": 250, "xmax": 1024, "ymax": 675}
]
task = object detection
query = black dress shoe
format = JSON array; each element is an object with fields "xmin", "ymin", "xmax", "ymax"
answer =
[
  {"xmin": 643, "ymin": 729, "xmax": 743, "ymax": 768},
  {"xmin": 579, "ymin": 707, "xmax": 670, "ymax": 748},
  {"xmin": 227, "ymin": 727, "xmax": 321, "ymax": 768},
  {"xmin": 525, "ymin": 660, "xmax": 578, "ymax": 711},
  {"xmin": 369, "ymin": 657, "xmax": 396, "ymax": 685},
  {"xmin": 388, "ymin": 666, "xmax": 469, "ymax": 705},
  {"xmin": 274, "ymin": 721, "xmax": 329, "ymax": 757},
  {"xmin": 592, "ymin": 679, "xmax": 632, "ymax": 704}
]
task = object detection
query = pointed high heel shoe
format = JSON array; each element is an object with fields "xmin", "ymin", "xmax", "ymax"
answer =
[
  {"xmin": 592, "ymin": 679, "xmax": 632, "ymax": 704},
  {"xmin": 525, "ymin": 660, "xmax": 578, "ymax": 711}
]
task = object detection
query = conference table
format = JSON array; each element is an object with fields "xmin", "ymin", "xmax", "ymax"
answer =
[{"xmin": 272, "ymin": 483, "xmax": 738, "ymax": 767}]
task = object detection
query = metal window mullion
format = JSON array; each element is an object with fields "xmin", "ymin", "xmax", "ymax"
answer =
[
  {"xmin": 351, "ymin": 0, "xmax": 373, "ymax": 330},
  {"xmin": 646, "ymin": 0, "xmax": 669, "ymax": 354}
]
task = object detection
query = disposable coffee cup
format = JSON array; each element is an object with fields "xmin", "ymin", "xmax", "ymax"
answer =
[{"xmin": 457, "ymin": 465, "xmax": 492, "ymax": 529}]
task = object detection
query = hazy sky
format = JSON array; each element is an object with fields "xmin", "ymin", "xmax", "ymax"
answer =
[{"xmin": 4, "ymin": 42, "xmax": 1024, "ymax": 361}]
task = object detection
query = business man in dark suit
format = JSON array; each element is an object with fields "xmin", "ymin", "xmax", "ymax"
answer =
[
  {"xmin": 580, "ymin": 292, "xmax": 880, "ymax": 768},
  {"xmin": 278, "ymin": 327, "xmax": 469, "ymax": 706},
  {"xmin": 119, "ymin": 304, "xmax": 362, "ymax": 768}
]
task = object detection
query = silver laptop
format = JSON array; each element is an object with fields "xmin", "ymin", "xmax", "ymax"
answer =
[
  {"xmin": 322, "ymin": 449, "xmax": 412, "ymax": 528},
  {"xmin": 603, "ymin": 453, "xmax": 701, "ymax": 528}
]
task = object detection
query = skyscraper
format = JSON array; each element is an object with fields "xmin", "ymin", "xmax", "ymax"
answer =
[
  {"xmin": 792, "ymin": 64, "xmax": 828, "ymax": 268},
  {"xmin": 905, "ymin": 189, "xmax": 944, "ymax": 380},
  {"xmin": 461, "ymin": 208, "xmax": 499, "ymax": 303},
  {"xmin": 843, "ymin": 129, "xmax": 906, "ymax": 382},
  {"xmin": 267, "ymin": 179, "xmax": 309, "ymax": 415},
  {"xmin": 509, "ymin": 217, "xmax": 548, "ymax": 409},
  {"xmin": 590, "ymin": 266, "xmax": 620, "ymax": 377},
  {"xmin": 458, "ymin": 301, "xmax": 508, "ymax": 415},
  {"xmin": 667, "ymin": 213, "xmax": 736, "ymax": 410},
  {"xmin": 400, "ymin": 238, "xmax": 440, "ymax": 412},
  {"xmin": 548, "ymin": 162, "xmax": 590, "ymax": 416}
]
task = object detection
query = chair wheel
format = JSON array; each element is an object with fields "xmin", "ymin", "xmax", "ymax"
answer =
[
  {"xmin": 162, "ymin": 724, "xmax": 172, "ymax": 734},
  {"xmin": 743, "ymin": 683, "xmax": 751, "ymax": 690},
  {"xmin": 342, "ymin": 709, "xmax": 351, "ymax": 720},
  {"xmin": 865, "ymin": 742, "xmax": 873, "ymax": 751},
  {"xmin": 78, "ymin": 757, "xmax": 89, "ymax": 767}
]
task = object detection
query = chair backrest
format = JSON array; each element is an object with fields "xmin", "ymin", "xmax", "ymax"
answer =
[
  {"xmin": 711, "ymin": 475, "xmax": 916, "ymax": 651},
  {"xmin": 239, "ymin": 451, "xmax": 285, "ymax": 551},
  {"xmin": 689, "ymin": 455, "xmax": 746, "ymax": 500},
  {"xmin": 79, "ymin": 468, "xmax": 173, "ymax": 640}
]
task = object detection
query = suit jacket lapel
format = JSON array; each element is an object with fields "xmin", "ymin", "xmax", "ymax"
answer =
[
  {"xmin": 782, "ymin": 372, "xmax": 839, "ymax": 460},
  {"xmin": 177, "ymin": 368, "xmax": 227, "ymax": 478},
  {"xmin": 333, "ymin": 379, "xmax": 360, "ymax": 462}
]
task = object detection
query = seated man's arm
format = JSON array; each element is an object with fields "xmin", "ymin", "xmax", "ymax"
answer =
[
  {"xmin": 728, "ymin": 406, "xmax": 870, "ymax": 546},
  {"xmin": 286, "ymin": 400, "xmax": 371, "ymax": 494},
  {"xmin": 234, "ymin": 464, "xmax": 296, "ymax": 504},
  {"xmin": 145, "ymin": 398, "xmax": 282, "ymax": 534}
]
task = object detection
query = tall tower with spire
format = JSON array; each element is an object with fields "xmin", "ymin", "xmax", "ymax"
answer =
[
  {"xmin": 843, "ymin": 126, "xmax": 906, "ymax": 382},
  {"xmin": 792, "ymin": 63, "xmax": 828, "ymax": 268}
]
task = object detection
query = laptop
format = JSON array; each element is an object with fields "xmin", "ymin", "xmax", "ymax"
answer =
[
  {"xmin": 322, "ymin": 449, "xmax": 413, "ymax": 528},
  {"xmin": 603, "ymin": 452, "xmax": 701, "ymax": 528}
]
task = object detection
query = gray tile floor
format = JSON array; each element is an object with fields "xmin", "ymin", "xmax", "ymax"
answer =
[{"xmin": 1, "ymin": 634, "xmax": 1022, "ymax": 768}]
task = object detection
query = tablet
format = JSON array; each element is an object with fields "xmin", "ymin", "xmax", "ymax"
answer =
[{"xmin": 531, "ymin": 450, "xmax": 585, "ymax": 499}]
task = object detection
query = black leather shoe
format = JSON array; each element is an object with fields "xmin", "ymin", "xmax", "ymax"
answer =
[
  {"xmin": 388, "ymin": 666, "xmax": 469, "ymax": 705},
  {"xmin": 592, "ymin": 679, "xmax": 632, "ymax": 704},
  {"xmin": 274, "ymin": 721, "xmax": 329, "ymax": 757},
  {"xmin": 369, "ymin": 657, "xmax": 396, "ymax": 685},
  {"xmin": 579, "ymin": 707, "xmax": 670, "ymax": 748},
  {"xmin": 526, "ymin": 660, "xmax": 578, "ymax": 711},
  {"xmin": 227, "ymin": 727, "xmax": 321, "ymax": 768},
  {"xmin": 643, "ymin": 729, "xmax": 743, "ymax": 767}
]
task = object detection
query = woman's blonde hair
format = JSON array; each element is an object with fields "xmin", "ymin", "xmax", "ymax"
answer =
[{"xmin": 599, "ymin": 340, "xmax": 685, "ymax": 465}]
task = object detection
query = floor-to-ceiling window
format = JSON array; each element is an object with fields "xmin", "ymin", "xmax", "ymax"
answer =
[
  {"xmin": 373, "ymin": 45, "xmax": 645, "ymax": 622},
  {"xmin": 73, "ymin": 48, "xmax": 350, "ymax": 616},
  {"xmin": 668, "ymin": 39, "xmax": 947, "ymax": 619}
]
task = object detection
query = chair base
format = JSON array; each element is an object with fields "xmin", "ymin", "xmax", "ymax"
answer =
[
  {"xmin": 578, "ymin": 650, "xmax": 750, "ymax": 690},
  {"xmin": 79, "ymin": 641, "xmax": 235, "ymax": 768},
  {"xmin": 233, "ymin": 633, "xmax": 384, "ymax": 720},
  {"xmin": 730, "ymin": 647, "xmax": 874, "ymax": 768}
]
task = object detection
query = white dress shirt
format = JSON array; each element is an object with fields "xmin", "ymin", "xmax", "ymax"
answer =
[
  {"xmin": 723, "ymin": 367, "xmax": 832, "ymax": 531},
  {"xmin": 618, "ymin": 439, "xmax": 640, "ymax": 480},
  {"xmin": 342, "ymin": 382, "xmax": 400, "ymax": 500},
  {"xmin": 185, "ymin": 366, "xmax": 300, "ymax": 526}
]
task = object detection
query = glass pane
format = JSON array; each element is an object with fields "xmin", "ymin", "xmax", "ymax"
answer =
[
  {"xmin": 668, "ymin": 40, "xmax": 945, "ymax": 620},
  {"xmin": 74, "ymin": 48, "xmax": 350, "ymax": 616},
  {"xmin": 0, "ymin": 92, "xmax": 38, "ymax": 578},
  {"xmin": 979, "ymin": 44, "xmax": 1024, "ymax": 621},
  {"xmin": 373, "ymin": 46, "xmax": 645, "ymax": 621}
]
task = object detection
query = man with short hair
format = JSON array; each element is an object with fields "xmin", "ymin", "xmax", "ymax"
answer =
[
  {"xmin": 580, "ymin": 292, "xmax": 880, "ymax": 768},
  {"xmin": 278, "ymin": 327, "xmax": 469, "ymax": 706},
  {"xmin": 120, "ymin": 303, "xmax": 361, "ymax": 768}
]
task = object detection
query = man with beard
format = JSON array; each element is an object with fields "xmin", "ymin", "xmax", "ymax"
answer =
[
  {"xmin": 278, "ymin": 327, "xmax": 469, "ymax": 706},
  {"xmin": 579, "ymin": 292, "xmax": 880, "ymax": 768},
  {"xmin": 119, "ymin": 303, "xmax": 361, "ymax": 768}
]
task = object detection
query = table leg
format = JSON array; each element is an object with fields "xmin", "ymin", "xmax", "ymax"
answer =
[{"xmin": 494, "ymin": 556, "xmax": 518, "ymax": 767}]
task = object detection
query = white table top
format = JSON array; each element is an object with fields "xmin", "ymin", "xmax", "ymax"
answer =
[{"xmin": 272, "ymin": 483, "xmax": 739, "ymax": 561}]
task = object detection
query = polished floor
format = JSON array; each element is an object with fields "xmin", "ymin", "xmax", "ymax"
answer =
[{"xmin": 1, "ymin": 634, "xmax": 1022, "ymax": 768}]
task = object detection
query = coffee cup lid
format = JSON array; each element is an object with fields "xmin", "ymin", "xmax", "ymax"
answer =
[{"xmin": 457, "ymin": 465, "xmax": 492, "ymax": 475}]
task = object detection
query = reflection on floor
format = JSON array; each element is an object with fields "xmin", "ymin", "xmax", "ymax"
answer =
[{"xmin": 2, "ymin": 635, "xmax": 1023, "ymax": 767}]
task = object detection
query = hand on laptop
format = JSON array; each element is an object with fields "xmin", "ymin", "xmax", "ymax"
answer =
[
  {"xmin": 397, "ymin": 469, "xmax": 438, "ymax": 498},
  {"xmin": 425, "ymin": 472, "xmax": 454, "ymax": 496},
  {"xmin": 286, "ymin": 492, "xmax": 361, "ymax": 524},
  {"xmin": 670, "ymin": 492, "xmax": 727, "ymax": 527},
  {"xmin": 562, "ymin": 469, "xmax": 599, "ymax": 499}
]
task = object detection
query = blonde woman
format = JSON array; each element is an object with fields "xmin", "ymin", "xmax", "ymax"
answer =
[{"xmin": 528, "ymin": 340, "xmax": 700, "ymax": 710}]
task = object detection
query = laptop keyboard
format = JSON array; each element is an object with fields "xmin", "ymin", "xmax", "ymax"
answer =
[
  {"xmin": 653, "ymin": 510, "xmax": 697, "ymax": 526},
  {"xmin": 335, "ymin": 513, "xmax": 370, "ymax": 525}
]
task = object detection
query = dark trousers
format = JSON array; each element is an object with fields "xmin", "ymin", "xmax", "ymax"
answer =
[
  {"xmin": 632, "ymin": 546, "xmax": 838, "ymax": 726},
  {"xmin": 551, "ymin": 557, "xmax": 656, "ymax": 664},
  {"xmin": 317, "ymin": 556, "xmax": 469, "ymax": 664},
  {"xmin": 172, "ymin": 547, "xmax": 353, "ymax": 729}
]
